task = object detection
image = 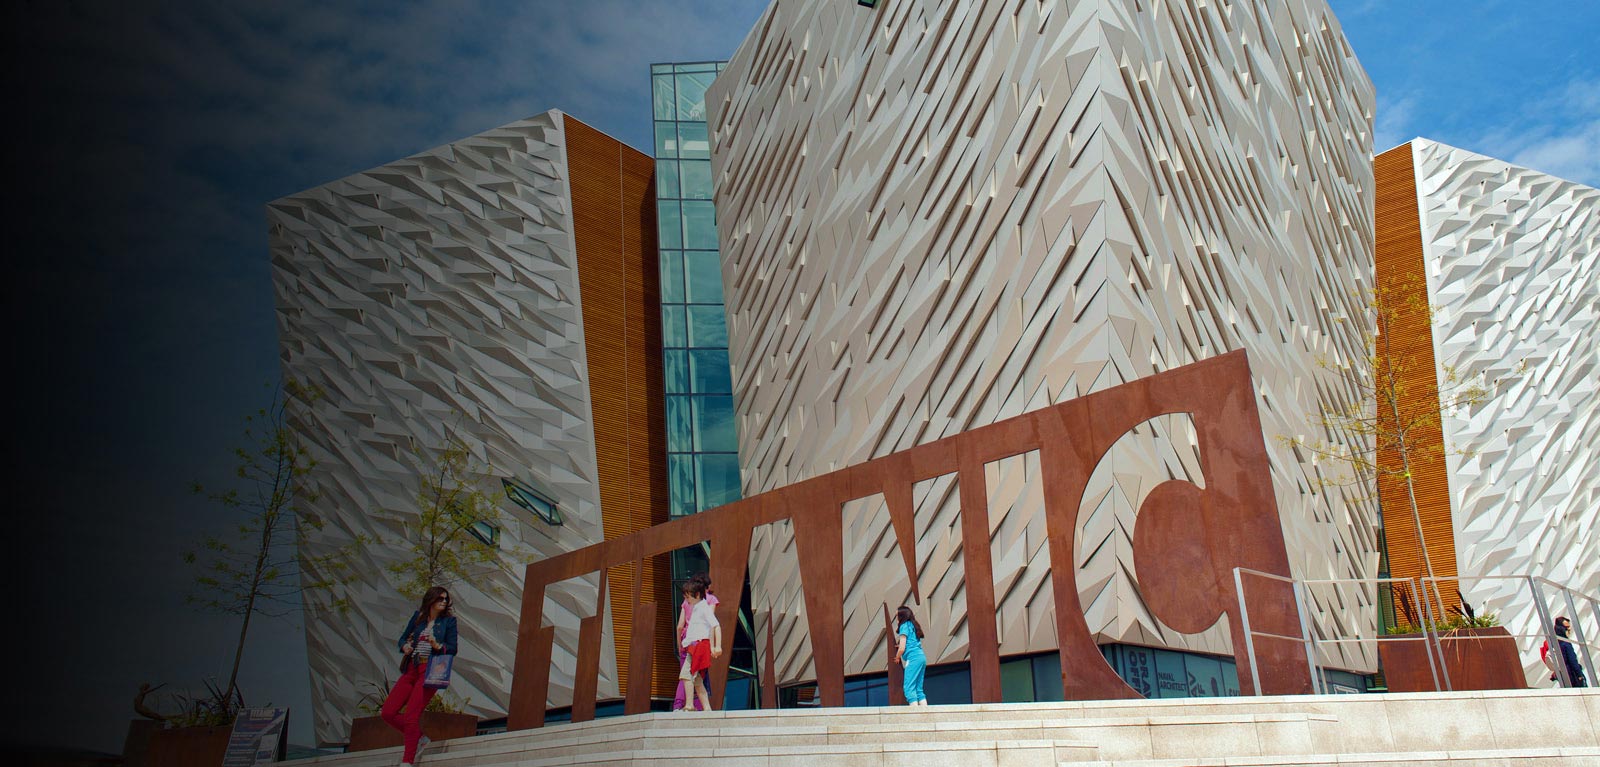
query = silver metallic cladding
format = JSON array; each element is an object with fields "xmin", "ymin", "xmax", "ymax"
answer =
[
  {"xmin": 268, "ymin": 111, "xmax": 615, "ymax": 744},
  {"xmin": 708, "ymin": 0, "xmax": 1380, "ymax": 682}
]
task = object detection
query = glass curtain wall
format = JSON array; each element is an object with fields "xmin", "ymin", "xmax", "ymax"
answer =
[{"xmin": 652, "ymin": 61, "xmax": 756, "ymax": 708}]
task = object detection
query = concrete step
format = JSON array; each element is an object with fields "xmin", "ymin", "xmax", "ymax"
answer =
[
  {"xmin": 352, "ymin": 710, "xmax": 1332, "ymax": 761},
  {"xmin": 517, "ymin": 739, "xmax": 1090, "ymax": 767},
  {"xmin": 292, "ymin": 689, "xmax": 1600, "ymax": 767},
  {"xmin": 1063, "ymin": 745, "xmax": 1600, "ymax": 766}
]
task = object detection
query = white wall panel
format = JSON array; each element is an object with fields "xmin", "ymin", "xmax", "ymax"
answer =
[{"xmin": 1411, "ymin": 138, "xmax": 1600, "ymax": 682}]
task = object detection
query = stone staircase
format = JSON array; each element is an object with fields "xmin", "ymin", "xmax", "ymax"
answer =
[{"xmin": 294, "ymin": 688, "xmax": 1600, "ymax": 766}]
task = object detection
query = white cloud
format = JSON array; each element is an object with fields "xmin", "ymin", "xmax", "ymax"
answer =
[
  {"xmin": 1508, "ymin": 119, "xmax": 1600, "ymax": 186},
  {"xmin": 1469, "ymin": 77, "xmax": 1600, "ymax": 187},
  {"xmin": 1374, "ymin": 93, "xmax": 1417, "ymax": 153}
]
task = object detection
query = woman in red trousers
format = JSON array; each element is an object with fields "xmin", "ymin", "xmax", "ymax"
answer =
[{"xmin": 383, "ymin": 586, "xmax": 458, "ymax": 766}]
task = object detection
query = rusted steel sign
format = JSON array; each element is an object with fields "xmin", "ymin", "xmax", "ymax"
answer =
[{"xmin": 508, "ymin": 350, "xmax": 1308, "ymax": 729}]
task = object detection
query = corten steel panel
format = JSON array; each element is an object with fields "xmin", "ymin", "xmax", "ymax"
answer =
[
  {"xmin": 508, "ymin": 351, "xmax": 1311, "ymax": 729},
  {"xmin": 884, "ymin": 605, "xmax": 905, "ymax": 706},
  {"xmin": 1372, "ymin": 143, "xmax": 1458, "ymax": 603},
  {"xmin": 562, "ymin": 114, "xmax": 675, "ymax": 699},
  {"xmin": 1376, "ymin": 627, "xmax": 1527, "ymax": 693}
]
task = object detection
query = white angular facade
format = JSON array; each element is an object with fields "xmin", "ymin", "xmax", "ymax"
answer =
[
  {"xmin": 1408, "ymin": 139, "xmax": 1600, "ymax": 676},
  {"xmin": 269, "ymin": 112, "xmax": 621, "ymax": 743},
  {"xmin": 708, "ymin": 0, "xmax": 1381, "ymax": 681}
]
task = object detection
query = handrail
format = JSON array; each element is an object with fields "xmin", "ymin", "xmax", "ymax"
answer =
[
  {"xmin": 1234, "ymin": 568, "xmax": 1441, "ymax": 693},
  {"xmin": 1235, "ymin": 568, "xmax": 1598, "ymax": 694},
  {"xmin": 1419, "ymin": 574, "xmax": 1599, "ymax": 690}
]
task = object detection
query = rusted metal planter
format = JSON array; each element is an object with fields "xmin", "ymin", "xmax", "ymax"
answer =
[
  {"xmin": 146, "ymin": 724, "xmax": 232, "ymax": 767},
  {"xmin": 1378, "ymin": 625, "xmax": 1526, "ymax": 692},
  {"xmin": 347, "ymin": 712, "xmax": 478, "ymax": 751}
]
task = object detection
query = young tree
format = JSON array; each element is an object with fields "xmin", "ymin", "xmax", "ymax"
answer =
[
  {"xmin": 184, "ymin": 381, "xmax": 352, "ymax": 716},
  {"xmin": 1287, "ymin": 277, "xmax": 1505, "ymax": 592},
  {"xmin": 385, "ymin": 429, "xmax": 513, "ymax": 600}
]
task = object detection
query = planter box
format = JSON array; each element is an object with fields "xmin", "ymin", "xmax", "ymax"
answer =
[
  {"xmin": 1378, "ymin": 625, "xmax": 1527, "ymax": 692},
  {"xmin": 347, "ymin": 712, "xmax": 478, "ymax": 751},
  {"xmin": 146, "ymin": 724, "xmax": 232, "ymax": 767}
]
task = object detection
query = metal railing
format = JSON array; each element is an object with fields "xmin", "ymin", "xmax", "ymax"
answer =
[
  {"xmin": 1234, "ymin": 569, "xmax": 1439, "ymax": 695},
  {"xmin": 1419, "ymin": 574, "xmax": 1598, "ymax": 690},
  {"xmin": 1234, "ymin": 568, "xmax": 1597, "ymax": 694}
]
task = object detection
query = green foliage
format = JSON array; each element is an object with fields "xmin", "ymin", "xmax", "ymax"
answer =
[
  {"xmin": 353, "ymin": 677, "xmax": 469, "ymax": 715},
  {"xmin": 383, "ymin": 428, "xmax": 512, "ymax": 600},
  {"xmin": 1386, "ymin": 612, "xmax": 1501, "ymax": 635},
  {"xmin": 164, "ymin": 679, "xmax": 240, "ymax": 729},
  {"xmin": 182, "ymin": 380, "xmax": 364, "ymax": 715},
  {"xmin": 1280, "ymin": 279, "xmax": 1518, "ymax": 585},
  {"xmin": 354, "ymin": 676, "xmax": 391, "ymax": 715},
  {"xmin": 424, "ymin": 691, "xmax": 470, "ymax": 714}
]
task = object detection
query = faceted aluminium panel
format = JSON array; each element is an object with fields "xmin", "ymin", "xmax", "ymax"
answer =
[
  {"xmin": 1410, "ymin": 139, "xmax": 1600, "ymax": 680},
  {"xmin": 708, "ymin": 0, "xmax": 1380, "ymax": 678},
  {"xmin": 269, "ymin": 112, "xmax": 616, "ymax": 744}
]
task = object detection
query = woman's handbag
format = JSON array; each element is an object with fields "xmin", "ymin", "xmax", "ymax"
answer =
[{"xmin": 423, "ymin": 653, "xmax": 454, "ymax": 689}]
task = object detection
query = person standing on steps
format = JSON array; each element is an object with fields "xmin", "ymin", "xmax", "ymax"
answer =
[
  {"xmin": 674, "ymin": 573, "xmax": 720, "ymax": 711},
  {"xmin": 1552, "ymin": 615, "xmax": 1589, "ymax": 687},
  {"xmin": 893, "ymin": 606, "xmax": 928, "ymax": 706},
  {"xmin": 383, "ymin": 586, "xmax": 458, "ymax": 765},
  {"xmin": 680, "ymin": 577, "xmax": 723, "ymax": 712}
]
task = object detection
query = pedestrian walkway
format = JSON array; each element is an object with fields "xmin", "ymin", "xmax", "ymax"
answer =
[{"xmin": 291, "ymin": 687, "xmax": 1600, "ymax": 766}]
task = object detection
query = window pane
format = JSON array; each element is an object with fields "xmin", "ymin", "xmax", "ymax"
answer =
[
  {"xmin": 657, "ymin": 200, "xmax": 682, "ymax": 249},
  {"xmin": 665, "ymin": 349, "xmax": 690, "ymax": 394},
  {"xmin": 684, "ymin": 251, "xmax": 725, "ymax": 304},
  {"xmin": 675, "ymin": 71, "xmax": 715, "ymax": 120},
  {"xmin": 669, "ymin": 455, "xmax": 696, "ymax": 517},
  {"xmin": 1154, "ymin": 649, "xmax": 1188, "ymax": 698},
  {"xmin": 660, "ymin": 250, "xmax": 684, "ymax": 303},
  {"xmin": 687, "ymin": 305, "xmax": 729, "ymax": 348},
  {"xmin": 653, "ymin": 75, "xmax": 676, "ymax": 121},
  {"xmin": 676, "ymin": 62, "xmax": 719, "ymax": 73},
  {"xmin": 662, "ymin": 305, "xmax": 688, "ymax": 347},
  {"xmin": 1000, "ymin": 658, "xmax": 1034, "ymax": 703},
  {"xmin": 693, "ymin": 395, "xmax": 738, "ymax": 451},
  {"xmin": 679, "ymin": 160, "xmax": 713, "ymax": 199},
  {"xmin": 656, "ymin": 159, "xmax": 680, "ymax": 198},
  {"xmin": 678, "ymin": 122, "xmax": 710, "ymax": 159},
  {"xmin": 1186, "ymin": 654, "xmax": 1225, "ymax": 697},
  {"xmin": 695, "ymin": 453, "xmax": 741, "ymax": 511},
  {"xmin": 651, "ymin": 63, "xmax": 672, "ymax": 74},
  {"xmin": 666, "ymin": 396, "xmax": 693, "ymax": 453},
  {"xmin": 1031, "ymin": 652, "xmax": 1064, "ymax": 702},
  {"xmin": 654, "ymin": 122, "xmax": 678, "ymax": 158},
  {"xmin": 681, "ymin": 200, "xmax": 717, "ymax": 249},
  {"xmin": 924, "ymin": 663, "xmax": 973, "ymax": 705},
  {"xmin": 690, "ymin": 349, "xmax": 732, "ymax": 394},
  {"xmin": 672, "ymin": 544, "xmax": 709, "ymax": 581}
]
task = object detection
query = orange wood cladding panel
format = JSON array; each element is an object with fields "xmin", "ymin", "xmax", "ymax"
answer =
[
  {"xmin": 1373, "ymin": 143, "xmax": 1458, "ymax": 606},
  {"xmin": 562, "ymin": 115, "xmax": 676, "ymax": 698}
]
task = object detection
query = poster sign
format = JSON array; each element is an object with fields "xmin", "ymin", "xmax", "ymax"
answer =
[{"xmin": 221, "ymin": 707, "xmax": 288, "ymax": 766}]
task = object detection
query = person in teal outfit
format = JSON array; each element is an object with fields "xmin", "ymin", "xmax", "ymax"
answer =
[{"xmin": 893, "ymin": 606, "xmax": 928, "ymax": 706}]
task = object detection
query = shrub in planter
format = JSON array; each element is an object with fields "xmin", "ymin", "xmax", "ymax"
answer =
[
  {"xmin": 347, "ymin": 688, "xmax": 477, "ymax": 752},
  {"xmin": 141, "ymin": 681, "xmax": 240, "ymax": 767},
  {"xmin": 1379, "ymin": 614, "xmax": 1526, "ymax": 692}
]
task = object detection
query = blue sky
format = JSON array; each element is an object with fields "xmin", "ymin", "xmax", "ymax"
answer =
[{"xmin": 8, "ymin": 0, "xmax": 1597, "ymax": 754}]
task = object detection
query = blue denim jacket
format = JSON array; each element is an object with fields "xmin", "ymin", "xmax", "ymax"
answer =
[{"xmin": 397, "ymin": 611, "xmax": 459, "ymax": 665}]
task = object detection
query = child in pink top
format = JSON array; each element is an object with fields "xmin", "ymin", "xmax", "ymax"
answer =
[{"xmin": 674, "ymin": 573, "xmax": 719, "ymax": 711}]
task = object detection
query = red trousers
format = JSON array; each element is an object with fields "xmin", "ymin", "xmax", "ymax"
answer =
[{"xmin": 381, "ymin": 663, "xmax": 438, "ymax": 762}]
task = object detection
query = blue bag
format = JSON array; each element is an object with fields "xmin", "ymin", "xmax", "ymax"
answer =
[{"xmin": 423, "ymin": 653, "xmax": 454, "ymax": 689}]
